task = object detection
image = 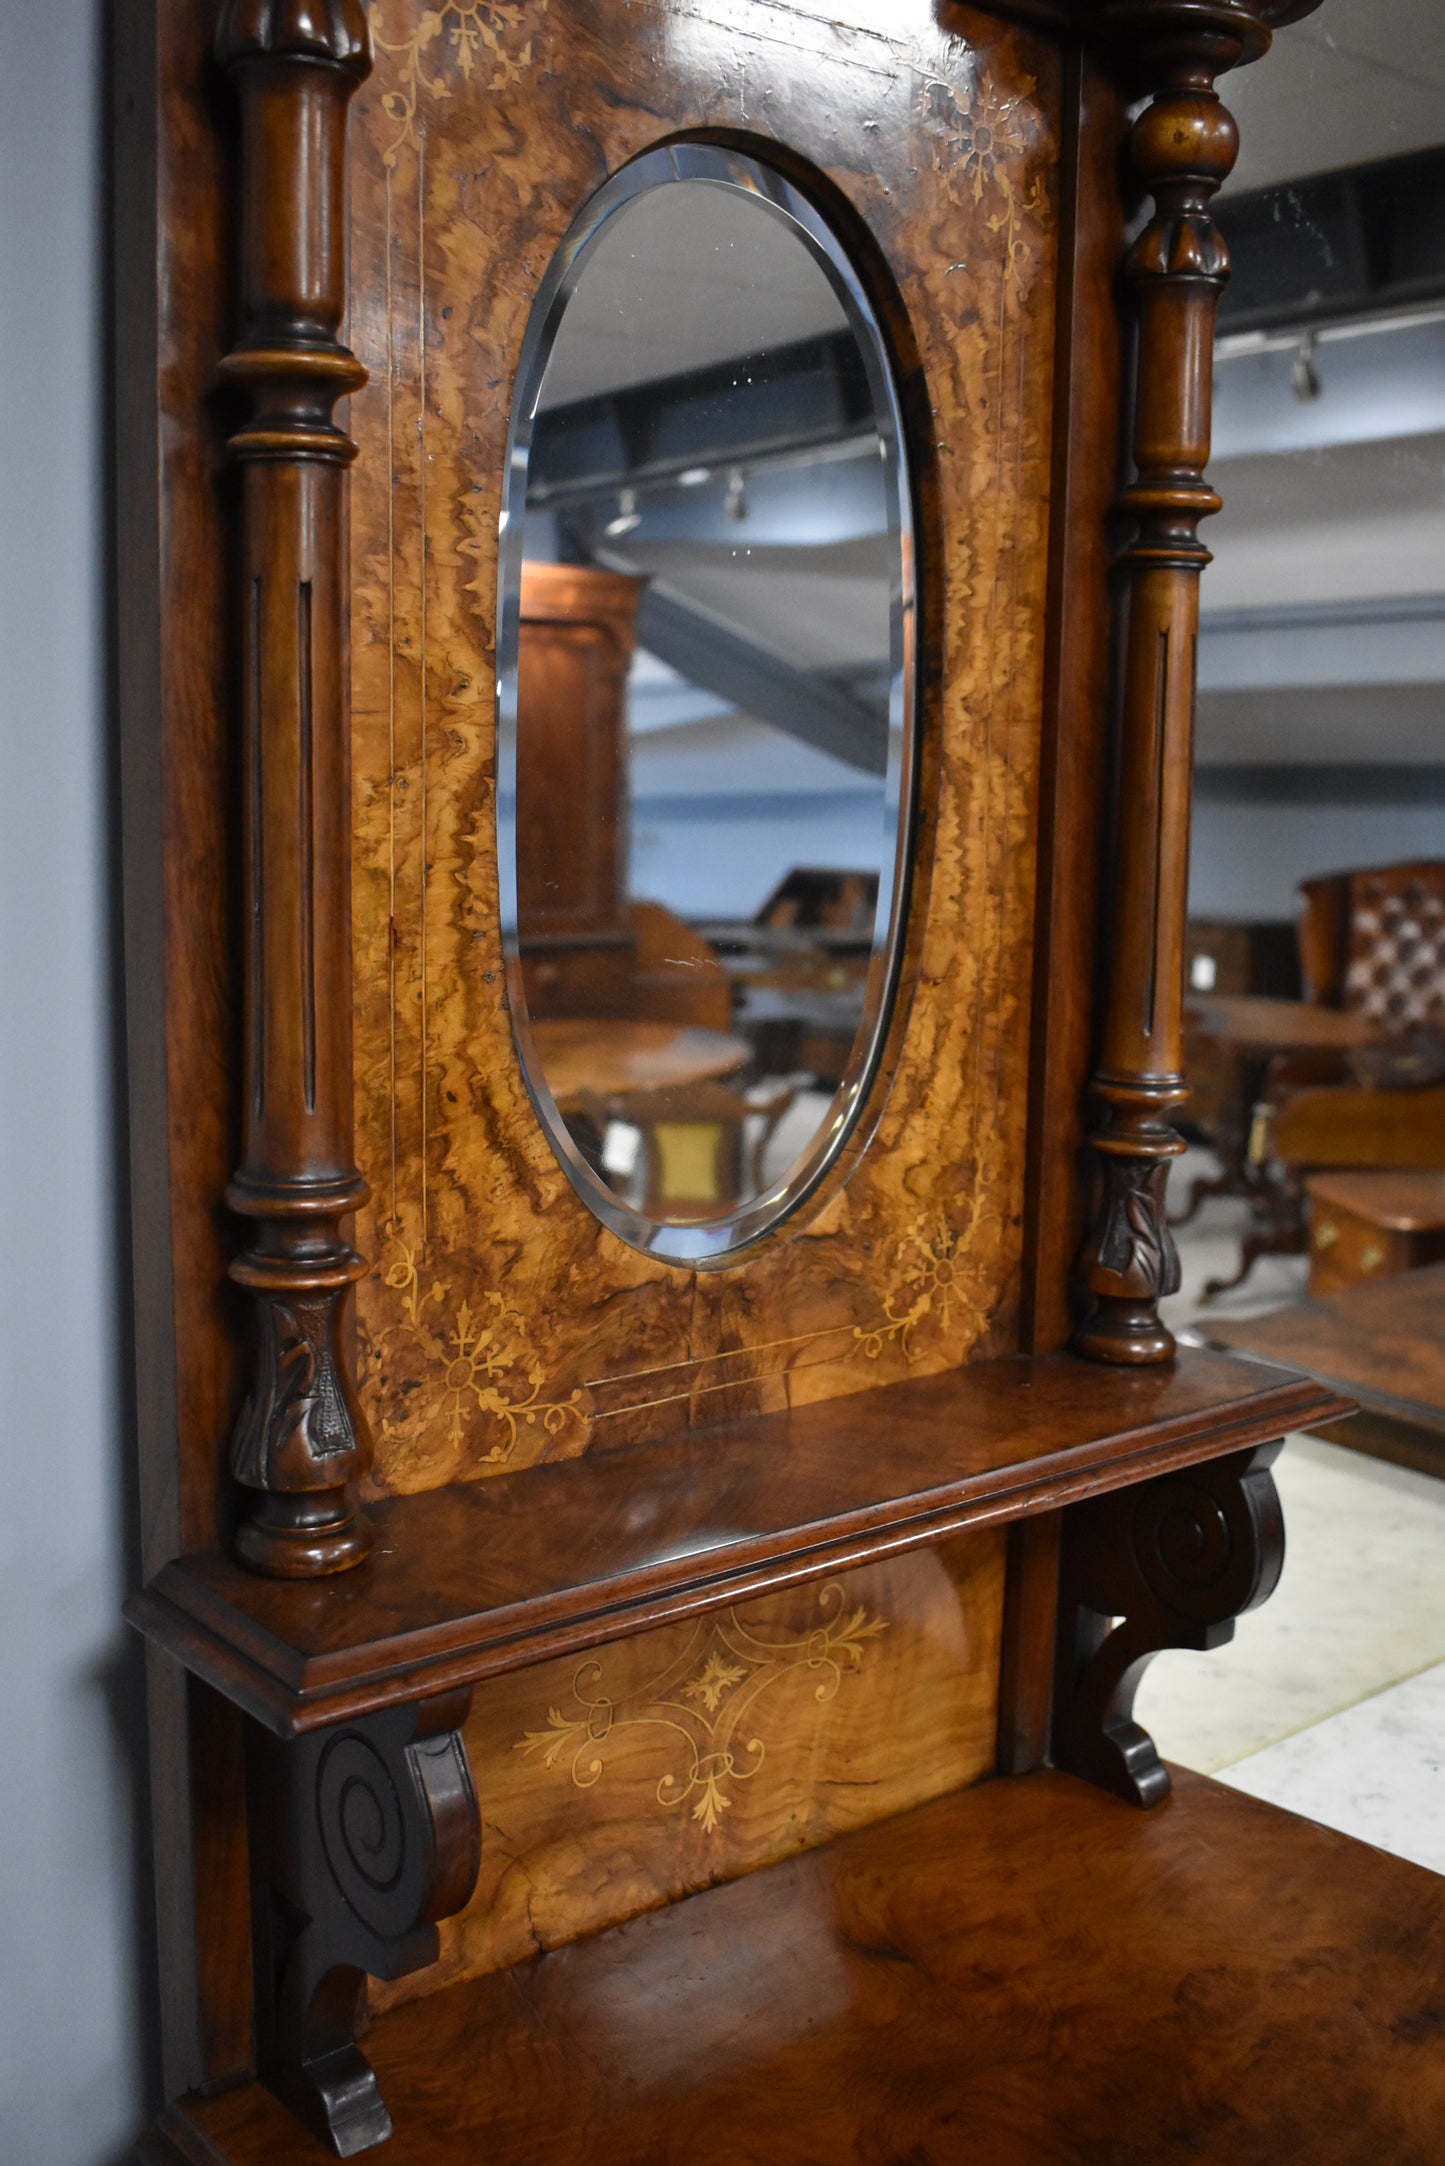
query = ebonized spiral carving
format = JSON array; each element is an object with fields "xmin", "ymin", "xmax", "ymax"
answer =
[
  {"xmin": 1052, "ymin": 1440, "xmax": 1285, "ymax": 1805},
  {"xmin": 249, "ymin": 1690, "xmax": 480, "ymax": 2153}
]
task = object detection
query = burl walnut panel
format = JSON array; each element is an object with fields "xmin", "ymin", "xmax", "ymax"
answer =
[
  {"xmin": 371, "ymin": 1533, "xmax": 1005, "ymax": 2011},
  {"xmin": 345, "ymin": 0, "xmax": 1063, "ymax": 1494}
]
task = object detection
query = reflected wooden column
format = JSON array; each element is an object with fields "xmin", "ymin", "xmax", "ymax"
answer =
[
  {"xmin": 216, "ymin": 1, "xmax": 376, "ymax": 1572},
  {"xmin": 1074, "ymin": 0, "xmax": 1301, "ymax": 1364}
]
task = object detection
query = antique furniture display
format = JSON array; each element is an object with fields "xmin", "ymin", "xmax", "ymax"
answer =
[
  {"xmin": 1199, "ymin": 1259, "xmax": 1445, "ymax": 1482},
  {"xmin": 1176, "ymin": 992, "xmax": 1380, "ymax": 1299},
  {"xmin": 1306, "ymin": 1168, "xmax": 1445, "ymax": 1296},
  {"xmin": 1298, "ymin": 860, "xmax": 1445, "ymax": 1029},
  {"xmin": 498, "ymin": 145, "xmax": 914, "ymax": 1261},
  {"xmin": 115, "ymin": 2, "xmax": 1445, "ymax": 2162},
  {"xmin": 1178, "ymin": 864, "xmax": 1445, "ymax": 1301}
]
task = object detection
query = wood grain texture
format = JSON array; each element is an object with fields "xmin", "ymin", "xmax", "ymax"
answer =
[
  {"xmin": 157, "ymin": 1765, "xmax": 1445, "ymax": 2166},
  {"xmin": 344, "ymin": 0, "xmax": 1064, "ymax": 1492},
  {"xmin": 1307, "ymin": 1171, "xmax": 1445, "ymax": 1296},
  {"xmin": 115, "ymin": 0, "xmax": 253, "ymax": 2091},
  {"xmin": 1022, "ymin": 43, "xmax": 1127, "ymax": 1355},
  {"xmin": 216, "ymin": 0, "xmax": 380, "ymax": 1578},
  {"xmin": 1074, "ymin": 4, "xmax": 1251, "ymax": 1364},
  {"xmin": 1202, "ymin": 1260, "xmax": 1445, "ymax": 1439},
  {"xmin": 372, "ymin": 1537, "xmax": 1004, "ymax": 2013},
  {"xmin": 128, "ymin": 1346, "xmax": 1348, "ymax": 1735}
]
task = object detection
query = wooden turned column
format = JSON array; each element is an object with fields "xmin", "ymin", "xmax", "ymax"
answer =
[
  {"xmin": 217, "ymin": 1, "xmax": 375, "ymax": 1574},
  {"xmin": 1075, "ymin": 0, "xmax": 1299, "ymax": 1365}
]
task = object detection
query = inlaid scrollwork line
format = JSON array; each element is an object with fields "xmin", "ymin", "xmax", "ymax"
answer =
[{"xmin": 1051, "ymin": 1441, "xmax": 1285, "ymax": 1806}]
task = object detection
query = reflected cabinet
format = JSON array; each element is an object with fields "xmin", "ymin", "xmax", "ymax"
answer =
[{"xmin": 115, "ymin": 4, "xmax": 1445, "ymax": 2162}]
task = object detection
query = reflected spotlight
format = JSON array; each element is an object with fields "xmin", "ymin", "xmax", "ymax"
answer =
[
  {"xmin": 604, "ymin": 486, "xmax": 642, "ymax": 538},
  {"xmin": 1290, "ymin": 329, "xmax": 1321, "ymax": 403}
]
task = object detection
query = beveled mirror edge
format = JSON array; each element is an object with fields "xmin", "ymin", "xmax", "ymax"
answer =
[{"xmin": 495, "ymin": 136, "xmax": 923, "ymax": 1268}]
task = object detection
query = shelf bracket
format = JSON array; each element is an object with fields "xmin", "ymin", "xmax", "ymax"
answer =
[
  {"xmin": 1051, "ymin": 1440, "xmax": 1285, "ymax": 1806},
  {"xmin": 248, "ymin": 1690, "xmax": 480, "ymax": 2156}
]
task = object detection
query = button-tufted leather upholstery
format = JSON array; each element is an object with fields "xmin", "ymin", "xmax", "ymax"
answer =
[{"xmin": 1339, "ymin": 863, "xmax": 1445, "ymax": 1033}]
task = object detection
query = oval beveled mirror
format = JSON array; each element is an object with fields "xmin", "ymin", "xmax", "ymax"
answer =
[{"xmin": 497, "ymin": 143, "xmax": 916, "ymax": 1263}]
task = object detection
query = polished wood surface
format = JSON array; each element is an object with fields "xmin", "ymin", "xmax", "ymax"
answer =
[
  {"xmin": 1187, "ymin": 993, "xmax": 1378, "ymax": 1054},
  {"xmin": 115, "ymin": 0, "xmax": 282, "ymax": 2088},
  {"xmin": 151, "ymin": 1766, "xmax": 1445, "ymax": 2166},
  {"xmin": 1308, "ymin": 1167, "xmax": 1445, "ymax": 1231},
  {"xmin": 115, "ymin": 0, "xmax": 1338, "ymax": 2134},
  {"xmin": 1054, "ymin": 1442, "xmax": 1282, "ymax": 1805},
  {"xmin": 514, "ymin": 562, "xmax": 639, "ymax": 956},
  {"xmin": 1307, "ymin": 1169, "xmax": 1445, "ymax": 1295},
  {"xmin": 1202, "ymin": 1261, "xmax": 1445, "ymax": 1447},
  {"xmin": 376, "ymin": 1539, "xmax": 1005, "ymax": 2015},
  {"xmin": 530, "ymin": 1021, "xmax": 750, "ymax": 1110},
  {"xmin": 1073, "ymin": 6, "xmax": 1268, "ymax": 1365},
  {"xmin": 128, "ymin": 1347, "xmax": 1347, "ymax": 1735},
  {"xmin": 1273, "ymin": 1079, "xmax": 1445, "ymax": 1170},
  {"xmin": 347, "ymin": 1, "xmax": 1064, "ymax": 1489},
  {"xmin": 1023, "ymin": 46, "xmax": 1127, "ymax": 1354},
  {"xmin": 215, "ymin": 1, "xmax": 378, "ymax": 1577}
]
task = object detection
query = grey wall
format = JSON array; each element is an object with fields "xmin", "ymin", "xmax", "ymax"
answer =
[{"xmin": 0, "ymin": 2, "xmax": 152, "ymax": 2160}]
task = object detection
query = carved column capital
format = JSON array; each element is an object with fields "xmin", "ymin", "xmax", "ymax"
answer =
[
  {"xmin": 1086, "ymin": 0, "xmax": 1309, "ymax": 77},
  {"xmin": 217, "ymin": 0, "xmax": 373, "ymax": 72}
]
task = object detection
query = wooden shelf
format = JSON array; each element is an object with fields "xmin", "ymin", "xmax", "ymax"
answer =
[
  {"xmin": 128, "ymin": 1348, "xmax": 1347, "ymax": 1734},
  {"xmin": 144, "ymin": 1765, "xmax": 1445, "ymax": 2164}
]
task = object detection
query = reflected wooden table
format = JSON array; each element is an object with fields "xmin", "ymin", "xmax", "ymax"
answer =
[
  {"xmin": 531, "ymin": 1020, "xmax": 752, "ymax": 1113},
  {"xmin": 1185, "ymin": 995, "xmax": 1378, "ymax": 1058},
  {"xmin": 1176, "ymin": 996, "xmax": 1382, "ymax": 1298},
  {"xmin": 1194, "ymin": 1259, "xmax": 1445, "ymax": 1481}
]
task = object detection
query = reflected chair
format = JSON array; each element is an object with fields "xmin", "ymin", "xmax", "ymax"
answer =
[
  {"xmin": 1203, "ymin": 861, "xmax": 1445, "ymax": 1300},
  {"xmin": 585, "ymin": 1080, "xmax": 796, "ymax": 1223}
]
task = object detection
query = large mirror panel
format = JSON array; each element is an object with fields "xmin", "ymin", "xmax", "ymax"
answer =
[{"xmin": 498, "ymin": 145, "xmax": 916, "ymax": 1262}]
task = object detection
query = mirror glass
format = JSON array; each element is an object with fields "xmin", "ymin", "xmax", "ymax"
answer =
[{"xmin": 497, "ymin": 144, "xmax": 916, "ymax": 1262}]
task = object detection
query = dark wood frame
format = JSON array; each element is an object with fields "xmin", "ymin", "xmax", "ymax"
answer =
[{"xmin": 115, "ymin": 0, "xmax": 1343, "ymax": 2153}]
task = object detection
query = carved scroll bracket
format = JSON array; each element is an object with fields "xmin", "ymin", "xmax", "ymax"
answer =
[
  {"xmin": 1052, "ymin": 1441, "xmax": 1285, "ymax": 1806},
  {"xmin": 248, "ymin": 1690, "xmax": 481, "ymax": 2156},
  {"xmin": 1073, "ymin": 2, "xmax": 1315, "ymax": 1364},
  {"xmin": 216, "ymin": 2, "xmax": 377, "ymax": 1573}
]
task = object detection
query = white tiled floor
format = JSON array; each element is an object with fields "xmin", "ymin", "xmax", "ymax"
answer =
[
  {"xmin": 1134, "ymin": 1151, "xmax": 1445, "ymax": 1876},
  {"xmin": 1220, "ymin": 1660, "xmax": 1445, "ymax": 1877}
]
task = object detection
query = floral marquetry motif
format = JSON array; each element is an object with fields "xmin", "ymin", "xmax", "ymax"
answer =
[
  {"xmin": 517, "ymin": 1588, "xmax": 890, "ymax": 1836},
  {"xmin": 346, "ymin": 0, "xmax": 1062, "ymax": 1489},
  {"xmin": 369, "ymin": 1537, "xmax": 1007, "ymax": 2013}
]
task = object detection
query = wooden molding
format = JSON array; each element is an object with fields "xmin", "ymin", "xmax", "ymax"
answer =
[
  {"xmin": 247, "ymin": 1687, "xmax": 479, "ymax": 2150},
  {"xmin": 1051, "ymin": 1438, "xmax": 1285, "ymax": 1804},
  {"xmin": 215, "ymin": 0, "xmax": 377, "ymax": 1575},
  {"xmin": 1073, "ymin": 0, "xmax": 1297, "ymax": 1364},
  {"xmin": 127, "ymin": 1350, "xmax": 1348, "ymax": 1738}
]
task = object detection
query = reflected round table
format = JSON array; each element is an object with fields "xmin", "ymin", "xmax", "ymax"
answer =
[{"xmin": 530, "ymin": 1020, "xmax": 752, "ymax": 1113}]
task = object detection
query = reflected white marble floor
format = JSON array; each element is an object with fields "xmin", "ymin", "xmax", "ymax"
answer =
[
  {"xmin": 1217, "ymin": 1660, "xmax": 1445, "ymax": 1878},
  {"xmin": 1135, "ymin": 1432, "xmax": 1445, "ymax": 1773},
  {"xmin": 1136, "ymin": 1157, "xmax": 1445, "ymax": 1876}
]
